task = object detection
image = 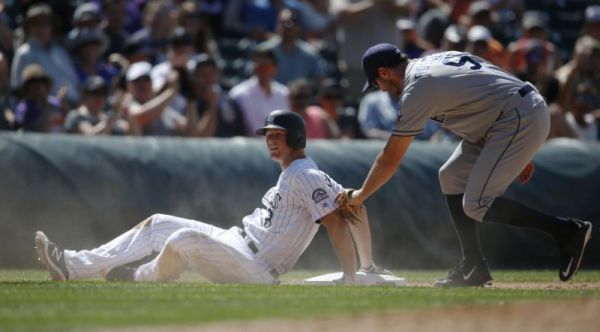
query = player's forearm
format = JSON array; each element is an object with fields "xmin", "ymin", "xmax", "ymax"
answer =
[
  {"xmin": 347, "ymin": 206, "xmax": 373, "ymax": 269},
  {"xmin": 357, "ymin": 151, "xmax": 401, "ymax": 200},
  {"xmin": 323, "ymin": 215, "xmax": 357, "ymax": 281},
  {"xmin": 357, "ymin": 136, "xmax": 412, "ymax": 201}
]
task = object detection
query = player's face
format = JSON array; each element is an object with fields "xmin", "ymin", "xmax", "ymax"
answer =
[
  {"xmin": 265, "ymin": 129, "xmax": 293, "ymax": 161},
  {"xmin": 375, "ymin": 67, "xmax": 404, "ymax": 95}
]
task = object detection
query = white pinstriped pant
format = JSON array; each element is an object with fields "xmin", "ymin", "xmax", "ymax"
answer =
[{"xmin": 64, "ymin": 214, "xmax": 277, "ymax": 283}]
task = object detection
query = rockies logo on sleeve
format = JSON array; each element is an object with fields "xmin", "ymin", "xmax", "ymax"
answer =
[{"xmin": 312, "ymin": 188, "xmax": 329, "ymax": 204}]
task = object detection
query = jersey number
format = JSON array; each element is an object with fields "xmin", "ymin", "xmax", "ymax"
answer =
[{"xmin": 442, "ymin": 55, "xmax": 481, "ymax": 70}]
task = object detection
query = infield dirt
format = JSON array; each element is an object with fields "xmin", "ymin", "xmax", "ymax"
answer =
[{"xmin": 111, "ymin": 283, "xmax": 600, "ymax": 332}]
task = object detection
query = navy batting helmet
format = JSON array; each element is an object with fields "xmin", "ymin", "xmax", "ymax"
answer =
[{"xmin": 256, "ymin": 110, "xmax": 306, "ymax": 149}]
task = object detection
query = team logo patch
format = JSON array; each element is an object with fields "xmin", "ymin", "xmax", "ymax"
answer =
[{"xmin": 312, "ymin": 188, "xmax": 329, "ymax": 204}]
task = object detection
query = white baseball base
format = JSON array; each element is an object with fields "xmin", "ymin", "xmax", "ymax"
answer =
[{"xmin": 303, "ymin": 271, "xmax": 406, "ymax": 286}]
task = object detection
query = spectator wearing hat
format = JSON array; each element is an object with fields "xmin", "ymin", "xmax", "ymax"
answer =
[
  {"xmin": 439, "ymin": 24, "xmax": 467, "ymax": 52},
  {"xmin": 188, "ymin": 53, "xmax": 244, "ymax": 137},
  {"xmin": 461, "ymin": 0, "xmax": 513, "ymax": 47},
  {"xmin": 258, "ymin": 9, "xmax": 325, "ymax": 85},
  {"xmin": 466, "ymin": 25, "xmax": 503, "ymax": 66},
  {"xmin": 125, "ymin": 61, "xmax": 188, "ymax": 136},
  {"xmin": 504, "ymin": 10, "xmax": 560, "ymax": 75},
  {"xmin": 64, "ymin": 75, "xmax": 130, "ymax": 136},
  {"xmin": 120, "ymin": 35, "xmax": 150, "ymax": 65},
  {"xmin": 583, "ymin": 5, "xmax": 600, "ymax": 42},
  {"xmin": 228, "ymin": 46, "xmax": 289, "ymax": 136},
  {"xmin": 10, "ymin": 4, "xmax": 80, "ymax": 105},
  {"xmin": 461, "ymin": 2, "xmax": 505, "ymax": 66},
  {"xmin": 68, "ymin": 28, "xmax": 118, "ymax": 86},
  {"xmin": 396, "ymin": 18, "xmax": 429, "ymax": 59},
  {"xmin": 73, "ymin": 2, "xmax": 103, "ymax": 30},
  {"xmin": 13, "ymin": 64, "xmax": 65, "ymax": 133}
]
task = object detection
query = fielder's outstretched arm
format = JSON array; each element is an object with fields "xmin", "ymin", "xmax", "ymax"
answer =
[
  {"xmin": 354, "ymin": 135, "xmax": 413, "ymax": 204},
  {"xmin": 321, "ymin": 210, "xmax": 358, "ymax": 283}
]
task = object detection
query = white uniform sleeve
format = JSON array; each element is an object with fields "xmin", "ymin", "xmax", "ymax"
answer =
[
  {"xmin": 294, "ymin": 169, "xmax": 342, "ymax": 223},
  {"xmin": 392, "ymin": 79, "xmax": 433, "ymax": 137}
]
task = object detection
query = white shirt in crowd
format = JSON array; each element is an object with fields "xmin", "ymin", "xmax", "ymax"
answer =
[{"xmin": 228, "ymin": 77, "xmax": 289, "ymax": 136}]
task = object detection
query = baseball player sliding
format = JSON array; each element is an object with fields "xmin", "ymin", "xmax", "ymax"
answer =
[
  {"xmin": 337, "ymin": 43, "xmax": 592, "ymax": 287},
  {"xmin": 35, "ymin": 110, "xmax": 388, "ymax": 284}
]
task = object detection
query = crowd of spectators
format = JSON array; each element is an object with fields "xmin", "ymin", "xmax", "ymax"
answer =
[{"xmin": 0, "ymin": 0, "xmax": 598, "ymax": 142}]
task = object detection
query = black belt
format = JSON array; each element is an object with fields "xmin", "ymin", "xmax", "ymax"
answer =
[
  {"xmin": 239, "ymin": 229, "xmax": 280, "ymax": 279},
  {"xmin": 240, "ymin": 229, "xmax": 259, "ymax": 254},
  {"xmin": 518, "ymin": 84, "xmax": 534, "ymax": 97}
]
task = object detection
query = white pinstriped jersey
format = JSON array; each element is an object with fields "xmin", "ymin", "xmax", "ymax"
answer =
[{"xmin": 242, "ymin": 157, "xmax": 342, "ymax": 275}]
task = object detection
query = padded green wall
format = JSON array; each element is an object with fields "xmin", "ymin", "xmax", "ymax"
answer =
[{"xmin": 1, "ymin": 133, "xmax": 598, "ymax": 270}]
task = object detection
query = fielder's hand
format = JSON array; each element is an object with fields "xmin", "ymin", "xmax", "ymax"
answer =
[{"xmin": 335, "ymin": 189, "xmax": 364, "ymax": 224}]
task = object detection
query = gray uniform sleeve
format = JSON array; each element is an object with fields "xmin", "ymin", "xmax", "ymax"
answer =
[{"xmin": 392, "ymin": 80, "xmax": 433, "ymax": 137}]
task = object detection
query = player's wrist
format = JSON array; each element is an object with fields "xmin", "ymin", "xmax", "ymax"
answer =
[{"xmin": 352, "ymin": 189, "xmax": 365, "ymax": 204}]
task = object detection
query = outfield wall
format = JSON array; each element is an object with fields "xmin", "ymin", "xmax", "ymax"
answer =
[{"xmin": 1, "ymin": 133, "xmax": 599, "ymax": 270}]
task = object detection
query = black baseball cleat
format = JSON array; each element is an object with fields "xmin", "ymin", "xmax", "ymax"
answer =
[
  {"xmin": 556, "ymin": 219, "xmax": 592, "ymax": 282},
  {"xmin": 34, "ymin": 231, "xmax": 70, "ymax": 281},
  {"xmin": 434, "ymin": 259, "xmax": 493, "ymax": 288},
  {"xmin": 105, "ymin": 265, "xmax": 137, "ymax": 281},
  {"xmin": 104, "ymin": 252, "xmax": 158, "ymax": 282}
]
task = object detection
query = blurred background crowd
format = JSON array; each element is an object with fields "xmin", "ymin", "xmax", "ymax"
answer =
[{"xmin": 0, "ymin": 0, "xmax": 598, "ymax": 141}]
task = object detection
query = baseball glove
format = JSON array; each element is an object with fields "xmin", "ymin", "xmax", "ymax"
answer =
[{"xmin": 335, "ymin": 189, "xmax": 364, "ymax": 224}]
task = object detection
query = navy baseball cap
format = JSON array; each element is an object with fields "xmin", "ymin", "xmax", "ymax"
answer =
[{"xmin": 361, "ymin": 43, "xmax": 407, "ymax": 92}]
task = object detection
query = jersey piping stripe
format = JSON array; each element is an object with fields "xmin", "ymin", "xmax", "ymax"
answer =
[
  {"xmin": 477, "ymin": 107, "xmax": 521, "ymax": 209},
  {"xmin": 391, "ymin": 129, "xmax": 424, "ymax": 137}
]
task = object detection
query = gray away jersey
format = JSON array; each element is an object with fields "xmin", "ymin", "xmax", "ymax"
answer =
[
  {"xmin": 242, "ymin": 157, "xmax": 342, "ymax": 275},
  {"xmin": 394, "ymin": 51, "xmax": 526, "ymax": 142}
]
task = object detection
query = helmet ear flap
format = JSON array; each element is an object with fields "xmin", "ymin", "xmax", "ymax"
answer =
[{"xmin": 286, "ymin": 129, "xmax": 306, "ymax": 149}]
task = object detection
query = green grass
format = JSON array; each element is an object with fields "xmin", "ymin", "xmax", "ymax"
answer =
[{"xmin": 1, "ymin": 270, "xmax": 599, "ymax": 331}]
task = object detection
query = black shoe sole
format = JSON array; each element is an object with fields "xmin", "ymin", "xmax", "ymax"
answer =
[{"xmin": 559, "ymin": 222, "xmax": 592, "ymax": 282}]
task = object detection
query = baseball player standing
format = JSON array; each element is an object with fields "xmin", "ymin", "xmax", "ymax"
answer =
[
  {"xmin": 338, "ymin": 43, "xmax": 592, "ymax": 287},
  {"xmin": 35, "ymin": 110, "xmax": 387, "ymax": 284}
]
